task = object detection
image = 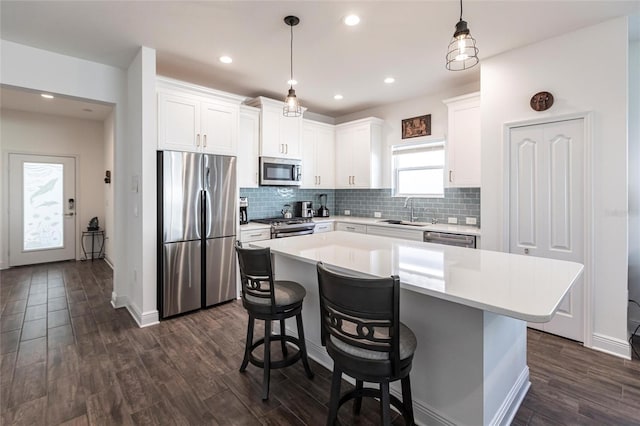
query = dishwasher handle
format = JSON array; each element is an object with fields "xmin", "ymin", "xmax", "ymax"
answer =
[{"xmin": 424, "ymin": 231, "xmax": 476, "ymax": 248}]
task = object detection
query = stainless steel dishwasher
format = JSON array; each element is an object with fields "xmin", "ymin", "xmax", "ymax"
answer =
[{"xmin": 424, "ymin": 231, "xmax": 476, "ymax": 248}]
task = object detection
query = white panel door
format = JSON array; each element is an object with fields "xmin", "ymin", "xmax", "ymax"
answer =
[
  {"xmin": 9, "ymin": 154, "xmax": 77, "ymax": 266},
  {"xmin": 509, "ymin": 118, "xmax": 584, "ymax": 341}
]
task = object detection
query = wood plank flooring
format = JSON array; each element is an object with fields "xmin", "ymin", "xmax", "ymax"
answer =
[{"xmin": 1, "ymin": 260, "xmax": 639, "ymax": 425}]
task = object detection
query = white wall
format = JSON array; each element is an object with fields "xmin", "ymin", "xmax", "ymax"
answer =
[
  {"xmin": 481, "ymin": 18, "xmax": 630, "ymax": 357},
  {"xmin": 0, "ymin": 109, "xmax": 105, "ymax": 262},
  {"xmin": 120, "ymin": 47, "xmax": 158, "ymax": 325},
  {"xmin": 104, "ymin": 110, "xmax": 115, "ymax": 264},
  {"xmin": 337, "ymin": 81, "xmax": 479, "ymax": 187},
  {"xmin": 629, "ymin": 39, "xmax": 640, "ymax": 329}
]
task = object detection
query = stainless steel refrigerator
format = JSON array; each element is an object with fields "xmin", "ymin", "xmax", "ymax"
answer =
[{"xmin": 157, "ymin": 151, "xmax": 237, "ymax": 319}]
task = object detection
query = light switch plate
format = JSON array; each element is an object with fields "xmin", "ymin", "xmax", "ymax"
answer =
[
  {"xmin": 448, "ymin": 217, "xmax": 458, "ymax": 224},
  {"xmin": 466, "ymin": 217, "xmax": 477, "ymax": 225},
  {"xmin": 374, "ymin": 212, "xmax": 382, "ymax": 218},
  {"xmin": 344, "ymin": 210, "xmax": 351, "ymax": 216}
]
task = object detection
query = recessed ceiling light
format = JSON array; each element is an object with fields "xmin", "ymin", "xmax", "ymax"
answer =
[
  {"xmin": 344, "ymin": 15, "xmax": 360, "ymax": 26},
  {"xmin": 287, "ymin": 79, "xmax": 298, "ymax": 86},
  {"xmin": 41, "ymin": 93, "xmax": 54, "ymax": 99},
  {"xmin": 334, "ymin": 94, "xmax": 344, "ymax": 100},
  {"xmin": 384, "ymin": 77, "xmax": 395, "ymax": 84},
  {"xmin": 219, "ymin": 56, "xmax": 233, "ymax": 64}
]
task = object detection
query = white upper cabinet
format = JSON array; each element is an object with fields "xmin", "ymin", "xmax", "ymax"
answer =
[
  {"xmin": 246, "ymin": 96, "xmax": 304, "ymax": 159},
  {"xmin": 443, "ymin": 92, "xmax": 481, "ymax": 187},
  {"xmin": 238, "ymin": 105, "xmax": 260, "ymax": 188},
  {"xmin": 157, "ymin": 77, "xmax": 243, "ymax": 155},
  {"xmin": 335, "ymin": 117, "xmax": 383, "ymax": 189},
  {"xmin": 301, "ymin": 119, "xmax": 335, "ymax": 189}
]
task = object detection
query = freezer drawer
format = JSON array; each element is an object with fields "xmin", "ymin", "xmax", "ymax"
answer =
[
  {"xmin": 205, "ymin": 236, "xmax": 237, "ymax": 306},
  {"xmin": 161, "ymin": 240, "xmax": 202, "ymax": 318}
]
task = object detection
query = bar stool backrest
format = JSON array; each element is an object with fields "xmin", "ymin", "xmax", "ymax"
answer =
[
  {"xmin": 235, "ymin": 241, "xmax": 277, "ymax": 311},
  {"xmin": 316, "ymin": 262, "xmax": 401, "ymax": 376}
]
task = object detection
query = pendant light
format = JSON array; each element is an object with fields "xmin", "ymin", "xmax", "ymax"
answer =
[
  {"xmin": 283, "ymin": 15, "xmax": 302, "ymax": 117},
  {"xmin": 446, "ymin": 0, "xmax": 479, "ymax": 71}
]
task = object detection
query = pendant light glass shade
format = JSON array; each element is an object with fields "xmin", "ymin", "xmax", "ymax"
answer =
[
  {"xmin": 446, "ymin": 0, "xmax": 479, "ymax": 71},
  {"xmin": 283, "ymin": 15, "xmax": 302, "ymax": 117}
]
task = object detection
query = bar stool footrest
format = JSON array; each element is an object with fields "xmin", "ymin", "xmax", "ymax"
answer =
[
  {"xmin": 248, "ymin": 335, "xmax": 304, "ymax": 370},
  {"xmin": 338, "ymin": 387, "xmax": 408, "ymax": 422}
]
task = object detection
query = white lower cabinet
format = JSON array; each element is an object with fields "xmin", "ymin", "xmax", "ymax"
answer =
[
  {"xmin": 336, "ymin": 222, "xmax": 367, "ymax": 234},
  {"xmin": 314, "ymin": 222, "xmax": 334, "ymax": 233},
  {"xmin": 365, "ymin": 225, "xmax": 424, "ymax": 241},
  {"xmin": 239, "ymin": 228, "xmax": 271, "ymax": 243}
]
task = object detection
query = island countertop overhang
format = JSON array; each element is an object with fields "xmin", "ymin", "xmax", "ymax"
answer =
[{"xmin": 250, "ymin": 231, "xmax": 584, "ymax": 323}]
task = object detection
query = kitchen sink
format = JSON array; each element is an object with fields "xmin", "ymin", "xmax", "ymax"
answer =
[{"xmin": 377, "ymin": 219, "xmax": 431, "ymax": 227}]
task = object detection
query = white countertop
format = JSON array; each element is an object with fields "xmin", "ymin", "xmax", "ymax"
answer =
[
  {"xmin": 251, "ymin": 231, "xmax": 583, "ymax": 323},
  {"xmin": 315, "ymin": 215, "xmax": 481, "ymax": 236},
  {"xmin": 241, "ymin": 216, "xmax": 481, "ymax": 236}
]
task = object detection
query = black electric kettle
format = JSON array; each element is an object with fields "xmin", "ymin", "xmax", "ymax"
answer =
[{"xmin": 317, "ymin": 194, "xmax": 330, "ymax": 217}]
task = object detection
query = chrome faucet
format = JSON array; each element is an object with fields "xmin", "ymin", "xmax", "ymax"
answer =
[{"xmin": 404, "ymin": 197, "xmax": 419, "ymax": 222}]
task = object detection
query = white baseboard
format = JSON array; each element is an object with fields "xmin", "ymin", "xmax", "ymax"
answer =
[
  {"xmin": 110, "ymin": 291, "xmax": 159, "ymax": 328},
  {"xmin": 591, "ymin": 332, "xmax": 631, "ymax": 360},
  {"xmin": 104, "ymin": 256, "xmax": 114, "ymax": 269},
  {"xmin": 490, "ymin": 367, "xmax": 530, "ymax": 426}
]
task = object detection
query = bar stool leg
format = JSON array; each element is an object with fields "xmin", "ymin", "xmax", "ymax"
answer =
[
  {"xmin": 401, "ymin": 375, "xmax": 415, "ymax": 425},
  {"xmin": 380, "ymin": 381, "xmax": 391, "ymax": 426},
  {"xmin": 262, "ymin": 319, "xmax": 272, "ymax": 400},
  {"xmin": 240, "ymin": 314, "xmax": 254, "ymax": 372},
  {"xmin": 353, "ymin": 380, "xmax": 363, "ymax": 414},
  {"xmin": 295, "ymin": 313, "xmax": 314, "ymax": 379},
  {"xmin": 327, "ymin": 367, "xmax": 342, "ymax": 426},
  {"xmin": 280, "ymin": 319, "xmax": 288, "ymax": 357}
]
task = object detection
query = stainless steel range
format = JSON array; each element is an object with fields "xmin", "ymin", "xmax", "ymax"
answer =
[{"xmin": 252, "ymin": 217, "xmax": 316, "ymax": 239}]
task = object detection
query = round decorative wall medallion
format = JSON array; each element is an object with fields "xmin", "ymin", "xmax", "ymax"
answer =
[{"xmin": 530, "ymin": 91, "xmax": 554, "ymax": 111}]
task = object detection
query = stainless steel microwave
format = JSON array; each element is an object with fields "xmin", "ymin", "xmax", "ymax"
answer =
[{"xmin": 259, "ymin": 157, "xmax": 302, "ymax": 186}]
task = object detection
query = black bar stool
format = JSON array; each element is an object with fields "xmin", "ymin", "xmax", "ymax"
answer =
[
  {"xmin": 316, "ymin": 262, "xmax": 416, "ymax": 426},
  {"xmin": 235, "ymin": 241, "xmax": 314, "ymax": 400}
]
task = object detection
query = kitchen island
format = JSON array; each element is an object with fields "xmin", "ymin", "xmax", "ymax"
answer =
[{"xmin": 251, "ymin": 231, "xmax": 583, "ymax": 426}]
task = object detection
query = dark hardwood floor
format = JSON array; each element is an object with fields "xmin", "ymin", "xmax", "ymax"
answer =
[{"xmin": 1, "ymin": 260, "xmax": 639, "ymax": 425}]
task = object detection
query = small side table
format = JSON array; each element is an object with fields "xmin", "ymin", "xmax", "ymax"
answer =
[{"xmin": 81, "ymin": 229, "xmax": 105, "ymax": 261}]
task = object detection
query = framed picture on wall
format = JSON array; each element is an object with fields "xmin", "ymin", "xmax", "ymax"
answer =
[{"xmin": 401, "ymin": 114, "xmax": 431, "ymax": 139}]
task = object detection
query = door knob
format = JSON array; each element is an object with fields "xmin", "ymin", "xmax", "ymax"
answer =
[
  {"xmin": 524, "ymin": 248, "xmax": 529, "ymax": 254},
  {"xmin": 64, "ymin": 213, "xmax": 74, "ymax": 216}
]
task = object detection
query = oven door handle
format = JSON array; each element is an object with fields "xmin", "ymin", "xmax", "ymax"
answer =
[{"xmin": 274, "ymin": 229, "xmax": 315, "ymax": 238}]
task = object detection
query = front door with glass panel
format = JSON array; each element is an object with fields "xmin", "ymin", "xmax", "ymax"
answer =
[{"xmin": 9, "ymin": 154, "xmax": 76, "ymax": 266}]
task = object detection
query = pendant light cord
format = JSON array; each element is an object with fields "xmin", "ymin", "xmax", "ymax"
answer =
[
  {"xmin": 459, "ymin": 0, "xmax": 463, "ymax": 22},
  {"xmin": 290, "ymin": 22, "xmax": 294, "ymax": 89}
]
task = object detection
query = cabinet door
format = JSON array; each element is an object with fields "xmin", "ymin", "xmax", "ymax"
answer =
[
  {"xmin": 260, "ymin": 106, "xmax": 282, "ymax": 157},
  {"xmin": 238, "ymin": 109, "xmax": 260, "ymax": 188},
  {"xmin": 316, "ymin": 125, "xmax": 335, "ymax": 188},
  {"xmin": 301, "ymin": 124, "xmax": 317, "ymax": 188},
  {"xmin": 446, "ymin": 95, "xmax": 481, "ymax": 187},
  {"xmin": 350, "ymin": 124, "xmax": 371, "ymax": 188},
  {"xmin": 158, "ymin": 92, "xmax": 200, "ymax": 151},
  {"xmin": 280, "ymin": 115, "xmax": 301, "ymax": 158},
  {"xmin": 201, "ymin": 100, "xmax": 238, "ymax": 155},
  {"xmin": 335, "ymin": 127, "xmax": 354, "ymax": 188}
]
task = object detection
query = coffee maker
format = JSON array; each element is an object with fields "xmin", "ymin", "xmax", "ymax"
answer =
[
  {"xmin": 294, "ymin": 201, "xmax": 314, "ymax": 218},
  {"xmin": 239, "ymin": 197, "xmax": 249, "ymax": 224}
]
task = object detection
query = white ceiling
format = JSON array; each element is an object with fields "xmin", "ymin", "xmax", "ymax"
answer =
[{"xmin": 1, "ymin": 1, "xmax": 638, "ymax": 118}]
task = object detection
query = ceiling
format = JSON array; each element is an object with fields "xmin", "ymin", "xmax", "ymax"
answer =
[{"xmin": 1, "ymin": 1, "xmax": 639, "ymax": 118}]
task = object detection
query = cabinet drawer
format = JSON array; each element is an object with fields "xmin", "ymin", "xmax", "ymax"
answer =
[
  {"xmin": 240, "ymin": 229, "xmax": 271, "ymax": 242},
  {"xmin": 336, "ymin": 222, "xmax": 367, "ymax": 234},
  {"xmin": 366, "ymin": 225, "xmax": 424, "ymax": 241},
  {"xmin": 314, "ymin": 222, "xmax": 334, "ymax": 233}
]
